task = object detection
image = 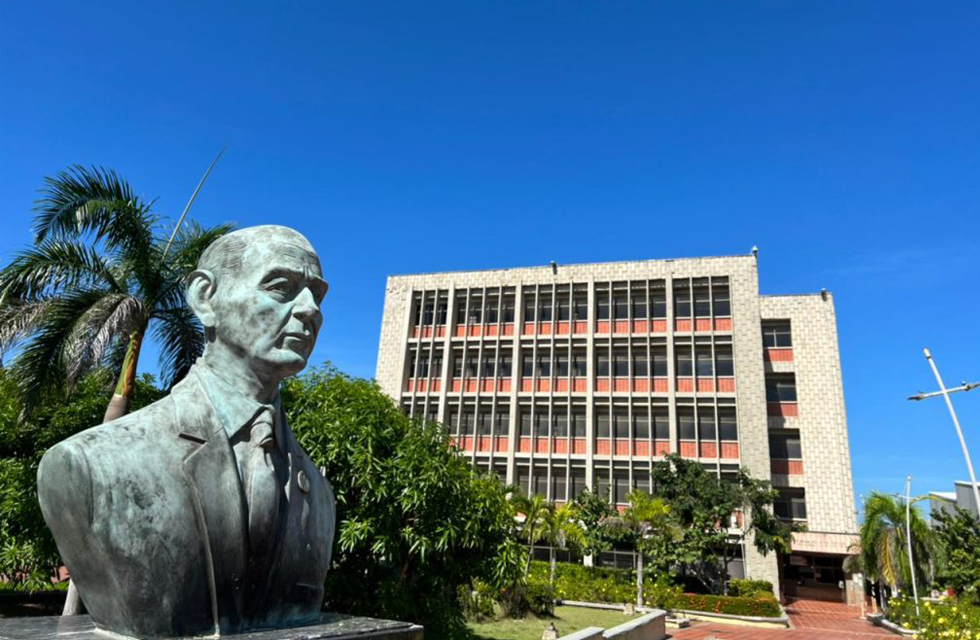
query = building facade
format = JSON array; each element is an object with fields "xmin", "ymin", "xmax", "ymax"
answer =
[{"xmin": 375, "ymin": 253, "xmax": 859, "ymax": 601}]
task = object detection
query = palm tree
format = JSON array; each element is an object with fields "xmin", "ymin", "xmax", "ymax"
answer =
[
  {"xmin": 511, "ymin": 493, "xmax": 552, "ymax": 576},
  {"xmin": 857, "ymin": 492, "xmax": 939, "ymax": 611},
  {"xmin": 623, "ymin": 490, "xmax": 672, "ymax": 607},
  {"xmin": 541, "ymin": 502, "xmax": 585, "ymax": 586},
  {"xmin": 0, "ymin": 165, "xmax": 231, "ymax": 418}
]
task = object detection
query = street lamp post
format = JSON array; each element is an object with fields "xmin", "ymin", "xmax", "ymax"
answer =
[
  {"xmin": 907, "ymin": 349, "xmax": 980, "ymax": 519},
  {"xmin": 904, "ymin": 475, "xmax": 920, "ymax": 626}
]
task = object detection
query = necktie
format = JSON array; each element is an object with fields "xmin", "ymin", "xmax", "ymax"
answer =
[{"xmin": 245, "ymin": 408, "xmax": 280, "ymax": 558}]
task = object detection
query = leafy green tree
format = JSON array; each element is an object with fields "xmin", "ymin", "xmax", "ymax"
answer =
[
  {"xmin": 540, "ymin": 502, "xmax": 585, "ymax": 586},
  {"xmin": 0, "ymin": 165, "xmax": 231, "ymax": 418},
  {"xmin": 647, "ymin": 454, "xmax": 793, "ymax": 594},
  {"xmin": 933, "ymin": 506, "xmax": 980, "ymax": 602},
  {"xmin": 572, "ymin": 488, "xmax": 620, "ymax": 560},
  {"xmin": 857, "ymin": 492, "xmax": 939, "ymax": 610},
  {"xmin": 510, "ymin": 494, "xmax": 552, "ymax": 576},
  {"xmin": 0, "ymin": 368, "xmax": 163, "ymax": 590},
  {"xmin": 281, "ymin": 365, "xmax": 522, "ymax": 639},
  {"xmin": 622, "ymin": 490, "xmax": 674, "ymax": 606}
]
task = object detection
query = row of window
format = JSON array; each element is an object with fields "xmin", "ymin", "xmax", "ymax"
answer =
[
  {"xmin": 766, "ymin": 374, "xmax": 797, "ymax": 403},
  {"xmin": 769, "ymin": 431, "xmax": 802, "ymax": 459}
]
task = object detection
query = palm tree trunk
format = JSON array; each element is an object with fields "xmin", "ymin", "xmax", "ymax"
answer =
[
  {"xmin": 550, "ymin": 548, "xmax": 556, "ymax": 586},
  {"xmin": 63, "ymin": 330, "xmax": 144, "ymax": 616},
  {"xmin": 636, "ymin": 551, "xmax": 644, "ymax": 608}
]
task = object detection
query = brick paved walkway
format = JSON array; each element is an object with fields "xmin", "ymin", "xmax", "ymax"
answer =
[{"xmin": 668, "ymin": 598, "xmax": 892, "ymax": 640}]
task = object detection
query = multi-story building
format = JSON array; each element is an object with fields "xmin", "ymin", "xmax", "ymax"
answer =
[{"xmin": 375, "ymin": 253, "xmax": 860, "ymax": 603}]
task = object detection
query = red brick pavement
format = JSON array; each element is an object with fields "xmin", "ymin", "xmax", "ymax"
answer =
[{"xmin": 668, "ymin": 598, "xmax": 892, "ymax": 640}]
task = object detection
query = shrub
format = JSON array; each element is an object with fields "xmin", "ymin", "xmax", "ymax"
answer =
[
  {"xmin": 459, "ymin": 580, "xmax": 497, "ymax": 622},
  {"xmin": 643, "ymin": 575, "xmax": 682, "ymax": 610},
  {"xmin": 532, "ymin": 561, "xmax": 635, "ymax": 605},
  {"xmin": 525, "ymin": 574, "xmax": 556, "ymax": 616},
  {"xmin": 728, "ymin": 578, "xmax": 775, "ymax": 599},
  {"xmin": 674, "ymin": 593, "xmax": 783, "ymax": 618},
  {"xmin": 886, "ymin": 595, "xmax": 980, "ymax": 639}
]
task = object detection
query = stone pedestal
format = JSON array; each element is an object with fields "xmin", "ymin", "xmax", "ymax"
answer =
[{"xmin": 0, "ymin": 613, "xmax": 423, "ymax": 640}]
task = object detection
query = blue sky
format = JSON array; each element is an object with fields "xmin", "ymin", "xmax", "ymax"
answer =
[{"xmin": 2, "ymin": 1, "xmax": 978, "ymax": 515}]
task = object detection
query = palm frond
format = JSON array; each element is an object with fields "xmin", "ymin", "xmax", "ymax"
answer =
[
  {"xmin": 64, "ymin": 295, "xmax": 144, "ymax": 386},
  {"xmin": 0, "ymin": 300, "xmax": 50, "ymax": 356},
  {"xmin": 151, "ymin": 221, "xmax": 234, "ymax": 309},
  {"xmin": 0, "ymin": 240, "xmax": 125, "ymax": 302},
  {"xmin": 151, "ymin": 305, "xmax": 204, "ymax": 389},
  {"xmin": 33, "ymin": 166, "xmax": 141, "ymax": 243}
]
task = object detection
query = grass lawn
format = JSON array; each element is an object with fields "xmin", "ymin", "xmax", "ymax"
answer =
[{"xmin": 468, "ymin": 605, "xmax": 641, "ymax": 640}]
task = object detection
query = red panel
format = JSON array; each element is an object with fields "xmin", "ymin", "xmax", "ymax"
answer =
[
  {"xmin": 519, "ymin": 437, "xmax": 531, "ymax": 453},
  {"xmin": 552, "ymin": 439, "xmax": 568, "ymax": 454},
  {"xmin": 699, "ymin": 442, "xmax": 718, "ymax": 458},
  {"xmin": 654, "ymin": 440, "xmax": 671, "ymax": 456},
  {"xmin": 634, "ymin": 441, "xmax": 650, "ymax": 456},
  {"xmin": 538, "ymin": 323, "xmax": 552, "ymax": 335},
  {"xmin": 480, "ymin": 380, "xmax": 495, "ymax": 393},
  {"xmin": 653, "ymin": 378, "xmax": 669, "ymax": 393},
  {"xmin": 573, "ymin": 321, "xmax": 588, "ymax": 334},
  {"xmin": 468, "ymin": 325, "xmax": 481, "ymax": 337},
  {"xmin": 416, "ymin": 380, "xmax": 427, "ymax": 392},
  {"xmin": 535, "ymin": 438, "xmax": 550, "ymax": 453},
  {"xmin": 765, "ymin": 348, "xmax": 794, "ymax": 362},
  {"xmin": 675, "ymin": 318, "xmax": 692, "ymax": 332},
  {"xmin": 572, "ymin": 438, "xmax": 586, "ymax": 454},
  {"xmin": 465, "ymin": 380, "xmax": 478, "ymax": 393},
  {"xmin": 596, "ymin": 379, "xmax": 610, "ymax": 392},
  {"xmin": 499, "ymin": 379, "xmax": 511, "ymax": 392},
  {"xmin": 455, "ymin": 325, "xmax": 466, "ymax": 337},
  {"xmin": 422, "ymin": 326, "xmax": 433, "ymax": 338},
  {"xmin": 412, "ymin": 326, "xmax": 420, "ymax": 338},
  {"xmin": 495, "ymin": 436, "xmax": 509, "ymax": 452},
  {"xmin": 596, "ymin": 321, "xmax": 610, "ymax": 334},
  {"xmin": 652, "ymin": 319, "xmax": 667, "ymax": 333},
  {"xmin": 720, "ymin": 442, "xmax": 739, "ymax": 459},
  {"xmin": 596, "ymin": 440, "xmax": 611, "ymax": 455},
  {"xmin": 613, "ymin": 321, "xmax": 629, "ymax": 334},
  {"xmin": 449, "ymin": 436, "xmax": 456, "ymax": 447},
  {"xmin": 523, "ymin": 322, "xmax": 535, "ymax": 335},
  {"xmin": 695, "ymin": 318, "xmax": 712, "ymax": 332},
  {"xmin": 633, "ymin": 379, "xmax": 649, "ymax": 392},
  {"xmin": 557, "ymin": 322, "xmax": 570, "ymax": 335},
  {"xmin": 536, "ymin": 379, "xmax": 551, "ymax": 392},
  {"xmin": 614, "ymin": 378, "xmax": 630, "ymax": 392},
  {"xmin": 436, "ymin": 326, "xmax": 446, "ymax": 337},
  {"xmin": 554, "ymin": 378, "xmax": 569, "ymax": 392},
  {"xmin": 431, "ymin": 380, "xmax": 441, "ymax": 392},
  {"xmin": 676, "ymin": 378, "xmax": 694, "ymax": 392},
  {"xmin": 614, "ymin": 441, "xmax": 630, "ymax": 456},
  {"xmin": 405, "ymin": 379, "xmax": 414, "ymax": 392},
  {"xmin": 771, "ymin": 459, "xmax": 804, "ymax": 474},
  {"xmin": 460, "ymin": 436, "xmax": 474, "ymax": 451},
  {"xmin": 521, "ymin": 379, "xmax": 532, "ymax": 392},
  {"xmin": 478, "ymin": 437, "xmax": 492, "ymax": 452},
  {"xmin": 502, "ymin": 324, "xmax": 514, "ymax": 336},
  {"xmin": 768, "ymin": 402, "xmax": 799, "ymax": 417},
  {"xmin": 697, "ymin": 379, "xmax": 715, "ymax": 393},
  {"xmin": 714, "ymin": 318, "xmax": 732, "ymax": 331},
  {"xmin": 679, "ymin": 442, "xmax": 697, "ymax": 458},
  {"xmin": 486, "ymin": 324, "xmax": 498, "ymax": 337},
  {"xmin": 573, "ymin": 379, "xmax": 587, "ymax": 392},
  {"xmin": 717, "ymin": 378, "xmax": 736, "ymax": 393},
  {"xmin": 633, "ymin": 320, "xmax": 648, "ymax": 333},
  {"xmin": 451, "ymin": 379, "xmax": 461, "ymax": 392}
]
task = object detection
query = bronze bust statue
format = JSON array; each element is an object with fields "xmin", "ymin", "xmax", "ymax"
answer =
[{"xmin": 37, "ymin": 225, "xmax": 336, "ymax": 638}]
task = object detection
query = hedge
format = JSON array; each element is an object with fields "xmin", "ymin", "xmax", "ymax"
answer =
[
  {"xmin": 674, "ymin": 593, "xmax": 782, "ymax": 618},
  {"xmin": 728, "ymin": 578, "xmax": 776, "ymax": 599}
]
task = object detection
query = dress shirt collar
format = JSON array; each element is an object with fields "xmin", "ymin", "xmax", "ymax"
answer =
[{"xmin": 192, "ymin": 361, "xmax": 285, "ymax": 452}]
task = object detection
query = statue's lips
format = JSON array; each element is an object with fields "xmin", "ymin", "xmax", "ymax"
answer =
[{"xmin": 282, "ymin": 333, "xmax": 312, "ymax": 349}]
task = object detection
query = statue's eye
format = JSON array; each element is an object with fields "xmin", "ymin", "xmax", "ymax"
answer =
[{"xmin": 264, "ymin": 277, "xmax": 294, "ymax": 297}]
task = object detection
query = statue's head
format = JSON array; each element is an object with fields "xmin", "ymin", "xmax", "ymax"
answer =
[{"xmin": 186, "ymin": 225, "xmax": 327, "ymax": 381}]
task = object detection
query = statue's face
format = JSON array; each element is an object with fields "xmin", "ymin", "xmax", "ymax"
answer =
[{"xmin": 211, "ymin": 235, "xmax": 327, "ymax": 379}]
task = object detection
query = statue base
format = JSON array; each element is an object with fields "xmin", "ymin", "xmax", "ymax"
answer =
[{"xmin": 0, "ymin": 613, "xmax": 423, "ymax": 639}]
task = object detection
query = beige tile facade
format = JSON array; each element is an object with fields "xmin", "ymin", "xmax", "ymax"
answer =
[{"xmin": 375, "ymin": 254, "xmax": 857, "ymax": 588}]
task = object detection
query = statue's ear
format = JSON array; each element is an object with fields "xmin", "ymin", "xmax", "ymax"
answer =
[{"xmin": 186, "ymin": 270, "xmax": 218, "ymax": 328}]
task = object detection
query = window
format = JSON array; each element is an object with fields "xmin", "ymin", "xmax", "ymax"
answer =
[
  {"xmin": 555, "ymin": 353, "xmax": 569, "ymax": 377},
  {"xmin": 455, "ymin": 299, "xmax": 468, "ymax": 325},
  {"xmin": 495, "ymin": 410, "xmax": 510, "ymax": 435},
  {"xmin": 762, "ymin": 321, "xmax": 792, "ymax": 348},
  {"xmin": 452, "ymin": 354, "xmax": 463, "ymax": 378},
  {"xmin": 614, "ymin": 412, "xmax": 630, "ymax": 438},
  {"xmin": 572, "ymin": 410, "xmax": 587, "ymax": 438},
  {"xmin": 476, "ymin": 412, "xmax": 492, "ymax": 436},
  {"xmin": 532, "ymin": 468, "xmax": 548, "ymax": 498},
  {"xmin": 766, "ymin": 374, "xmax": 797, "ymax": 403},
  {"xmin": 652, "ymin": 350, "xmax": 668, "ymax": 376},
  {"xmin": 774, "ymin": 488, "xmax": 807, "ymax": 520},
  {"xmin": 534, "ymin": 412, "xmax": 549, "ymax": 437},
  {"xmin": 407, "ymin": 352, "xmax": 416, "ymax": 378},
  {"xmin": 632, "ymin": 294, "xmax": 647, "ymax": 320},
  {"xmin": 521, "ymin": 354, "xmax": 534, "ymax": 377},
  {"xmin": 486, "ymin": 299, "xmax": 499, "ymax": 323},
  {"xmin": 557, "ymin": 298, "xmax": 570, "ymax": 321},
  {"xmin": 676, "ymin": 350, "xmax": 693, "ymax": 376},
  {"xmin": 716, "ymin": 347, "xmax": 734, "ymax": 376},
  {"xmin": 653, "ymin": 410, "xmax": 670, "ymax": 439},
  {"xmin": 501, "ymin": 299, "xmax": 515, "ymax": 323},
  {"xmin": 481, "ymin": 353, "xmax": 495, "ymax": 377},
  {"xmin": 712, "ymin": 286, "xmax": 731, "ymax": 316},
  {"xmin": 596, "ymin": 473, "xmax": 611, "ymax": 501},
  {"xmin": 422, "ymin": 302, "xmax": 434, "ymax": 325},
  {"xmin": 573, "ymin": 297, "xmax": 588, "ymax": 320},
  {"xmin": 461, "ymin": 411, "xmax": 476, "ymax": 435},
  {"xmin": 446, "ymin": 408, "xmax": 460, "ymax": 431},
  {"xmin": 596, "ymin": 412, "xmax": 610, "ymax": 438},
  {"xmin": 614, "ymin": 474, "xmax": 631, "ymax": 504},
  {"xmin": 674, "ymin": 286, "xmax": 691, "ymax": 317},
  {"xmin": 553, "ymin": 413, "xmax": 569, "ymax": 437},
  {"xmin": 523, "ymin": 298, "xmax": 535, "ymax": 322},
  {"xmin": 694, "ymin": 288, "xmax": 711, "ymax": 317},
  {"xmin": 651, "ymin": 289, "xmax": 667, "ymax": 318},
  {"xmin": 719, "ymin": 408, "xmax": 738, "ymax": 441},
  {"xmin": 633, "ymin": 470, "xmax": 651, "ymax": 494},
  {"xmin": 572, "ymin": 352, "xmax": 588, "ymax": 377},
  {"xmin": 597, "ymin": 297, "xmax": 610, "ymax": 320},
  {"xmin": 695, "ymin": 349, "xmax": 714, "ymax": 377},
  {"xmin": 520, "ymin": 410, "xmax": 532, "ymax": 438},
  {"xmin": 697, "ymin": 409, "xmax": 716, "ymax": 440},
  {"xmin": 436, "ymin": 300, "xmax": 448, "ymax": 325},
  {"xmin": 678, "ymin": 408, "xmax": 696, "ymax": 440},
  {"xmin": 570, "ymin": 469, "xmax": 587, "ymax": 498},
  {"xmin": 467, "ymin": 298, "xmax": 482, "ymax": 324},
  {"xmin": 418, "ymin": 353, "xmax": 430, "ymax": 377},
  {"xmin": 613, "ymin": 351, "xmax": 630, "ymax": 377},
  {"xmin": 613, "ymin": 296, "xmax": 629, "ymax": 320},
  {"xmin": 517, "ymin": 467, "xmax": 530, "ymax": 496},
  {"xmin": 499, "ymin": 355, "xmax": 513, "ymax": 377},
  {"xmin": 536, "ymin": 353, "xmax": 551, "ymax": 377},
  {"xmin": 634, "ymin": 411, "xmax": 650, "ymax": 439},
  {"xmin": 769, "ymin": 432, "xmax": 802, "ymax": 459},
  {"xmin": 597, "ymin": 354, "xmax": 610, "ymax": 377},
  {"xmin": 632, "ymin": 354, "xmax": 648, "ymax": 377},
  {"xmin": 431, "ymin": 353, "xmax": 443, "ymax": 377},
  {"xmin": 539, "ymin": 299, "xmax": 553, "ymax": 322},
  {"xmin": 552, "ymin": 470, "xmax": 568, "ymax": 502},
  {"xmin": 465, "ymin": 352, "xmax": 479, "ymax": 377}
]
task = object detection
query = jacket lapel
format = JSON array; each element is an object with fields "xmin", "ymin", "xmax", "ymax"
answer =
[{"xmin": 175, "ymin": 375, "xmax": 248, "ymax": 633}]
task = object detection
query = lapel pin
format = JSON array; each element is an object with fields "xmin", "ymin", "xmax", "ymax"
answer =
[{"xmin": 297, "ymin": 470, "xmax": 311, "ymax": 493}]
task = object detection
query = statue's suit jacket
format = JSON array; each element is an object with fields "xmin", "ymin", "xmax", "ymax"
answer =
[{"xmin": 37, "ymin": 368, "xmax": 335, "ymax": 639}]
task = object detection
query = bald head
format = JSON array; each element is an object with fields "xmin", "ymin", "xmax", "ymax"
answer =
[{"xmin": 196, "ymin": 225, "xmax": 320, "ymax": 283}]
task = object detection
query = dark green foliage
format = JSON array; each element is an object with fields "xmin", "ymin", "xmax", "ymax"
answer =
[
  {"xmin": 458, "ymin": 580, "xmax": 498, "ymax": 622},
  {"xmin": 933, "ymin": 506, "xmax": 980, "ymax": 603},
  {"xmin": 727, "ymin": 579, "xmax": 775, "ymax": 599},
  {"xmin": 673, "ymin": 592, "xmax": 782, "ymax": 618},
  {"xmin": 524, "ymin": 574, "xmax": 556, "ymax": 616},
  {"xmin": 281, "ymin": 366, "xmax": 523, "ymax": 639},
  {"xmin": 0, "ymin": 368, "xmax": 163, "ymax": 590},
  {"xmin": 527, "ymin": 560, "xmax": 681, "ymax": 609},
  {"xmin": 571, "ymin": 488, "xmax": 620, "ymax": 558}
]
